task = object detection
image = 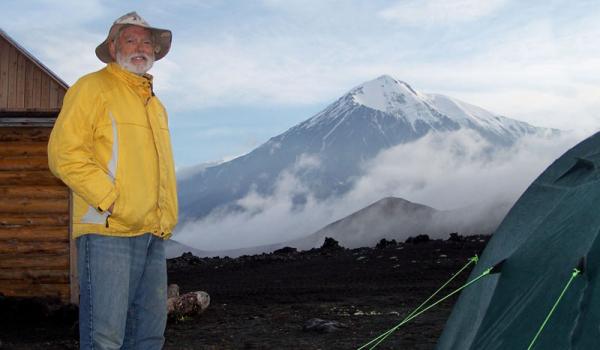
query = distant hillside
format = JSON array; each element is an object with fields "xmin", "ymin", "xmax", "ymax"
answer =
[{"xmin": 168, "ymin": 196, "xmax": 508, "ymax": 258}]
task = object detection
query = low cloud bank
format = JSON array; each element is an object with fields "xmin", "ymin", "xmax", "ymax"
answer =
[{"xmin": 174, "ymin": 130, "xmax": 581, "ymax": 252}]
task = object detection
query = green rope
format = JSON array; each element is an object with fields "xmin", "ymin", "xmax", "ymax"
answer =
[
  {"xmin": 526, "ymin": 267, "xmax": 581, "ymax": 350},
  {"xmin": 357, "ymin": 255, "xmax": 483, "ymax": 350}
]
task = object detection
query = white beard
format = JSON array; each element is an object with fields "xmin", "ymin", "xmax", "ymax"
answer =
[{"xmin": 116, "ymin": 51, "xmax": 155, "ymax": 75}]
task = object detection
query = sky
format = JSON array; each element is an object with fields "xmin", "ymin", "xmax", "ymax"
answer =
[{"xmin": 3, "ymin": 0, "xmax": 600, "ymax": 169}]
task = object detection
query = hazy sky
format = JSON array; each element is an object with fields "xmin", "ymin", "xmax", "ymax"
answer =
[{"xmin": 3, "ymin": 0, "xmax": 600, "ymax": 167}]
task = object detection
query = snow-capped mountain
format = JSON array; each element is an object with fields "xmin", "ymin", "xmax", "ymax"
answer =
[{"xmin": 177, "ymin": 75, "xmax": 554, "ymax": 222}]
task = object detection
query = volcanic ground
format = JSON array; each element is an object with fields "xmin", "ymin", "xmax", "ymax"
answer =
[{"xmin": 0, "ymin": 234, "xmax": 489, "ymax": 350}]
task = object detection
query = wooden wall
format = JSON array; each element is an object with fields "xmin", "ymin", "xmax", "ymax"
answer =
[
  {"xmin": 0, "ymin": 127, "xmax": 71, "ymax": 302},
  {"xmin": 0, "ymin": 35, "xmax": 66, "ymax": 112}
]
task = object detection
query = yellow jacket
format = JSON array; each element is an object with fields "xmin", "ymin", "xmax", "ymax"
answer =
[{"xmin": 48, "ymin": 63, "xmax": 178, "ymax": 239}]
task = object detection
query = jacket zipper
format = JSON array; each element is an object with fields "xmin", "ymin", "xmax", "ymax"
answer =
[{"xmin": 105, "ymin": 214, "xmax": 110, "ymax": 228}]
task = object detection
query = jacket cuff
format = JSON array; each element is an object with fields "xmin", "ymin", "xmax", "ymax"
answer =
[{"xmin": 97, "ymin": 188, "xmax": 118, "ymax": 213}]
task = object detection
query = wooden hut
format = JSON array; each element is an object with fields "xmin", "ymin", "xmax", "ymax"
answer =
[{"xmin": 0, "ymin": 29, "xmax": 74, "ymax": 303}]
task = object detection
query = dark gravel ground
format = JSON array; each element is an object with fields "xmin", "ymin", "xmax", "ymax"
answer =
[{"xmin": 0, "ymin": 234, "xmax": 489, "ymax": 350}]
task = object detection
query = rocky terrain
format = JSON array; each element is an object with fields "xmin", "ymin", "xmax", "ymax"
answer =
[{"xmin": 0, "ymin": 234, "xmax": 489, "ymax": 350}]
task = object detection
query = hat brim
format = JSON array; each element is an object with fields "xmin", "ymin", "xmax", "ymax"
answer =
[{"xmin": 95, "ymin": 24, "xmax": 172, "ymax": 63}]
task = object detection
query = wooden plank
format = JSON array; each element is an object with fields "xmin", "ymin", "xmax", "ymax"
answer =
[
  {"xmin": 0, "ymin": 268, "xmax": 69, "ymax": 283},
  {"xmin": 0, "ymin": 197, "xmax": 68, "ymax": 213},
  {"xmin": 0, "ymin": 214, "xmax": 69, "ymax": 227},
  {"xmin": 0, "ymin": 253, "xmax": 69, "ymax": 269},
  {"xmin": 0, "ymin": 38, "xmax": 10, "ymax": 108},
  {"xmin": 0, "ymin": 156, "xmax": 49, "ymax": 170},
  {"xmin": 0, "ymin": 185, "xmax": 68, "ymax": 199},
  {"xmin": 0, "ymin": 281, "xmax": 70, "ymax": 300},
  {"xmin": 31, "ymin": 65, "xmax": 41, "ymax": 108},
  {"xmin": 0, "ymin": 142, "xmax": 48, "ymax": 157},
  {"xmin": 24, "ymin": 57, "xmax": 34, "ymax": 107},
  {"xmin": 6, "ymin": 45, "xmax": 18, "ymax": 108},
  {"xmin": 0, "ymin": 108, "xmax": 58, "ymax": 113},
  {"xmin": 49, "ymin": 81, "xmax": 58, "ymax": 109},
  {"xmin": 57, "ymin": 88, "xmax": 65, "ymax": 108},
  {"xmin": 15, "ymin": 51, "xmax": 26, "ymax": 109},
  {"xmin": 40, "ymin": 73, "xmax": 50, "ymax": 109},
  {"xmin": 0, "ymin": 226, "xmax": 69, "ymax": 241},
  {"xmin": 0, "ymin": 240, "xmax": 68, "ymax": 255},
  {"xmin": 0, "ymin": 127, "xmax": 51, "ymax": 142},
  {"xmin": 0, "ymin": 170, "xmax": 63, "ymax": 186},
  {"xmin": 0, "ymin": 118, "xmax": 55, "ymax": 127}
]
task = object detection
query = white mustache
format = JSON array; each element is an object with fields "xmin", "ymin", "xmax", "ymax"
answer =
[{"xmin": 126, "ymin": 53, "xmax": 152, "ymax": 61}]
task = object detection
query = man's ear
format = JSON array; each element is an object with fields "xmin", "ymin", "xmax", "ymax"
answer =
[{"xmin": 108, "ymin": 40, "xmax": 116, "ymax": 61}]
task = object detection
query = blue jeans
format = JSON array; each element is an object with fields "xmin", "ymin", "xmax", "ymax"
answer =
[{"xmin": 77, "ymin": 233, "xmax": 167, "ymax": 350}]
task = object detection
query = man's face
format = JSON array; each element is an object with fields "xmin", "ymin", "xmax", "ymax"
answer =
[{"xmin": 109, "ymin": 26, "xmax": 155, "ymax": 75}]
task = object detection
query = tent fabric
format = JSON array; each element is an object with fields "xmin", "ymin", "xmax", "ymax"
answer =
[{"xmin": 437, "ymin": 131, "xmax": 600, "ymax": 350}]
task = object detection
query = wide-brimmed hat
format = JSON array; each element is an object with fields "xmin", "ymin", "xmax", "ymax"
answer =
[{"xmin": 95, "ymin": 11, "xmax": 172, "ymax": 63}]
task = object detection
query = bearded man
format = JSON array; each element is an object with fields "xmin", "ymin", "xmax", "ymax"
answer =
[{"xmin": 48, "ymin": 12, "xmax": 178, "ymax": 349}]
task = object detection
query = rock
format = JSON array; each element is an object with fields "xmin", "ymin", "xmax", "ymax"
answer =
[
  {"xmin": 376, "ymin": 238, "xmax": 397, "ymax": 249},
  {"xmin": 168, "ymin": 291, "xmax": 210, "ymax": 318},
  {"xmin": 168, "ymin": 284, "xmax": 180, "ymax": 298},
  {"xmin": 448, "ymin": 233, "xmax": 464, "ymax": 242},
  {"xmin": 321, "ymin": 237, "xmax": 343, "ymax": 251},
  {"xmin": 405, "ymin": 234, "xmax": 430, "ymax": 244},
  {"xmin": 273, "ymin": 247, "xmax": 297, "ymax": 255},
  {"xmin": 180, "ymin": 252, "xmax": 204, "ymax": 265},
  {"xmin": 302, "ymin": 318, "xmax": 347, "ymax": 333}
]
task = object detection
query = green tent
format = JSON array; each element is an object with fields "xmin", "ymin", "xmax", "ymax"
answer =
[{"xmin": 437, "ymin": 132, "xmax": 600, "ymax": 349}]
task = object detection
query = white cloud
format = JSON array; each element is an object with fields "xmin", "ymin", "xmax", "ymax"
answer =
[
  {"xmin": 176, "ymin": 165, "xmax": 342, "ymax": 250},
  {"xmin": 156, "ymin": 37, "xmax": 358, "ymax": 109},
  {"xmin": 347, "ymin": 130, "xmax": 579, "ymax": 210},
  {"xmin": 174, "ymin": 130, "xmax": 580, "ymax": 252},
  {"xmin": 6, "ymin": 1, "xmax": 598, "ymax": 137},
  {"xmin": 379, "ymin": 0, "xmax": 508, "ymax": 24}
]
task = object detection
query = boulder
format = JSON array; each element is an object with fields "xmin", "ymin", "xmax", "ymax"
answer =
[
  {"xmin": 167, "ymin": 290, "xmax": 210, "ymax": 318},
  {"xmin": 302, "ymin": 318, "xmax": 347, "ymax": 333}
]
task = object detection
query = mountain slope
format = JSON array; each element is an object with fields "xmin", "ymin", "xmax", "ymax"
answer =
[{"xmin": 286, "ymin": 196, "xmax": 507, "ymax": 250}]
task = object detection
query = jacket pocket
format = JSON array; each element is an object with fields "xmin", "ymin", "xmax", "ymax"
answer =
[{"xmin": 106, "ymin": 187, "xmax": 147, "ymax": 231}]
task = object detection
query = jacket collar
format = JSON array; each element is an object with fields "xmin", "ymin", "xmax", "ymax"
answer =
[{"xmin": 107, "ymin": 63, "xmax": 154, "ymax": 99}]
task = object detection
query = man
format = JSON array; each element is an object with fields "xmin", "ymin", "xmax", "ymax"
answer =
[{"xmin": 48, "ymin": 12, "xmax": 178, "ymax": 349}]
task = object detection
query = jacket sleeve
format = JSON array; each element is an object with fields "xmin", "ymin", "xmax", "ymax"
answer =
[{"xmin": 48, "ymin": 79, "xmax": 118, "ymax": 212}]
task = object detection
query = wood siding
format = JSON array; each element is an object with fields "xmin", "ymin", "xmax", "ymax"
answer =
[
  {"xmin": 0, "ymin": 127, "xmax": 71, "ymax": 302},
  {"xmin": 0, "ymin": 34, "xmax": 66, "ymax": 113}
]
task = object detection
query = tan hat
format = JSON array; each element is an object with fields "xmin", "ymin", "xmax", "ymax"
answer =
[{"xmin": 95, "ymin": 11, "xmax": 172, "ymax": 63}]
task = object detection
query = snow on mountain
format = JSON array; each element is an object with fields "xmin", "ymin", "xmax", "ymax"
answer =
[
  {"xmin": 303, "ymin": 75, "xmax": 546, "ymax": 146},
  {"xmin": 350, "ymin": 75, "xmax": 439, "ymax": 124}
]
